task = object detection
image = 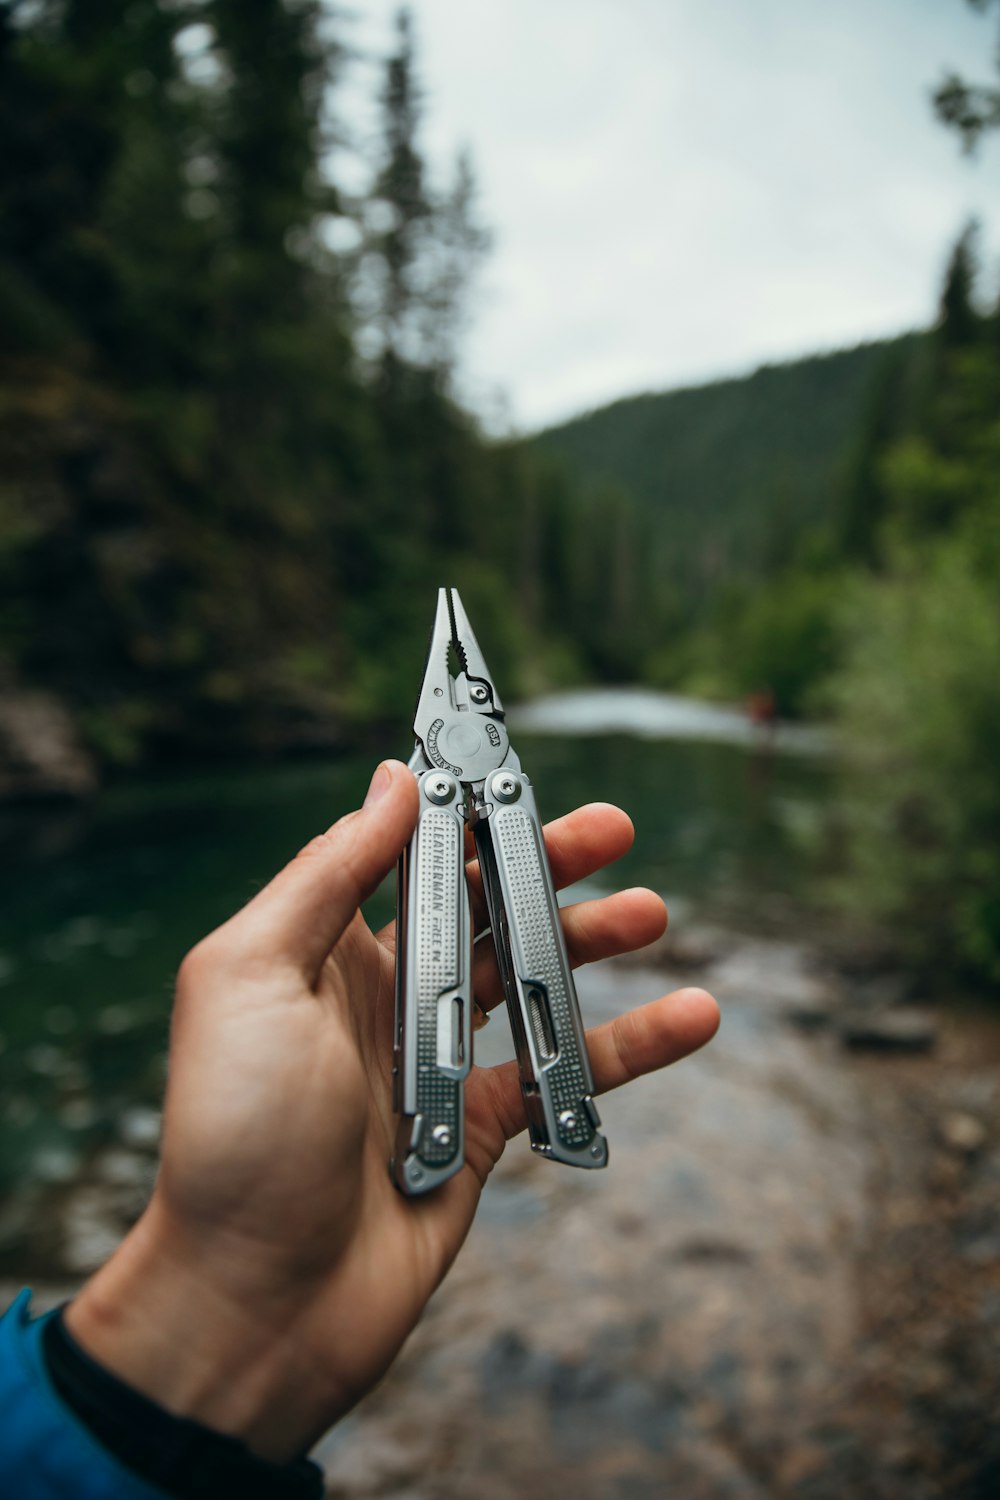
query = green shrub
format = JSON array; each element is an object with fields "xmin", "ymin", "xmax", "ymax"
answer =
[{"xmin": 828, "ymin": 530, "xmax": 1000, "ymax": 981}]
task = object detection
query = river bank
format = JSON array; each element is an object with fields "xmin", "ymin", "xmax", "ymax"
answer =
[
  {"xmin": 5, "ymin": 922, "xmax": 999, "ymax": 1498},
  {"xmin": 0, "ymin": 682, "xmax": 824, "ymax": 803},
  {"xmin": 313, "ymin": 929, "xmax": 1000, "ymax": 1500}
]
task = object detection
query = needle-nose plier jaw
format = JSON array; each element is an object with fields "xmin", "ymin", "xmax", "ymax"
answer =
[{"xmin": 410, "ymin": 587, "xmax": 510, "ymax": 787}]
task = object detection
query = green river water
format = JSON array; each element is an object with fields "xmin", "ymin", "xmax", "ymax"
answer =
[{"xmin": 0, "ymin": 692, "xmax": 834, "ymax": 1210}]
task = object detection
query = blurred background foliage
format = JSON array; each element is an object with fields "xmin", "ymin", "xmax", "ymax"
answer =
[
  {"xmin": 533, "ymin": 6, "xmax": 1000, "ymax": 987},
  {"xmin": 0, "ymin": 0, "xmax": 600, "ymax": 761},
  {"xmin": 1, "ymin": 0, "xmax": 999, "ymax": 985}
]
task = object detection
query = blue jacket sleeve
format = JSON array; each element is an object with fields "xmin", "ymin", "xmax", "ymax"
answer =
[{"xmin": 0, "ymin": 1290, "xmax": 171, "ymax": 1500}]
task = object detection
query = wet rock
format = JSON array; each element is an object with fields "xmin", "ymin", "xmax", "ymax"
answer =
[
  {"xmin": 783, "ymin": 998, "xmax": 836, "ymax": 1033},
  {"xmin": 25, "ymin": 1043, "xmax": 73, "ymax": 1078},
  {"xmin": 97, "ymin": 1003, "xmax": 140, "ymax": 1034},
  {"xmin": 838, "ymin": 1009, "xmax": 937, "ymax": 1053},
  {"xmin": 59, "ymin": 1155, "xmax": 153, "ymax": 1272},
  {"xmin": 672, "ymin": 1237, "xmax": 755, "ymax": 1265},
  {"xmin": 93, "ymin": 1149, "xmax": 151, "ymax": 1189},
  {"xmin": 705, "ymin": 938, "xmax": 842, "ymax": 1019},
  {"xmin": 777, "ymin": 1443, "xmax": 831, "ymax": 1486},
  {"xmin": 960, "ymin": 1232, "xmax": 1000, "ymax": 1267},
  {"xmin": 627, "ymin": 924, "xmax": 726, "ymax": 972},
  {"xmin": 480, "ymin": 1329, "xmax": 537, "ymax": 1400},
  {"xmin": 61, "ymin": 1187, "xmax": 126, "ymax": 1274},
  {"xmin": 58, "ymin": 1098, "xmax": 99, "ymax": 1132},
  {"xmin": 118, "ymin": 1106, "xmax": 162, "ymax": 1151},
  {"xmin": 0, "ymin": 690, "xmax": 96, "ymax": 801},
  {"xmin": 33, "ymin": 1147, "xmax": 81, "ymax": 1185},
  {"xmin": 854, "ymin": 974, "xmax": 912, "ymax": 1010},
  {"xmin": 939, "ymin": 1112, "xmax": 987, "ymax": 1156}
]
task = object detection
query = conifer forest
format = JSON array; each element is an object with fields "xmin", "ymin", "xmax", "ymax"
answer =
[{"xmin": 1, "ymin": 0, "xmax": 999, "ymax": 987}]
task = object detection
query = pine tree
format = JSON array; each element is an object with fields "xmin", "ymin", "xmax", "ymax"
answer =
[
  {"xmin": 361, "ymin": 8, "xmax": 489, "ymax": 389},
  {"xmin": 366, "ymin": 7, "xmax": 432, "ymax": 376},
  {"xmin": 934, "ymin": 0, "xmax": 1000, "ymax": 151},
  {"xmin": 937, "ymin": 221, "xmax": 981, "ymax": 347}
]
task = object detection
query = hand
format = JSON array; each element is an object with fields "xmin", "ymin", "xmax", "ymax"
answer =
[{"xmin": 67, "ymin": 761, "xmax": 719, "ymax": 1462}]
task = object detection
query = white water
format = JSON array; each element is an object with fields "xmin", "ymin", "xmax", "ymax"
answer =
[{"xmin": 508, "ymin": 687, "xmax": 831, "ymax": 755}]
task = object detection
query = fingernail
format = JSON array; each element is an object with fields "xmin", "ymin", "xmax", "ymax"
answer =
[{"xmin": 364, "ymin": 761, "xmax": 392, "ymax": 808}]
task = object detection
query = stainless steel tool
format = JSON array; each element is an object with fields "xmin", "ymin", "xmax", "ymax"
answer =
[{"xmin": 391, "ymin": 587, "xmax": 609, "ymax": 1195}]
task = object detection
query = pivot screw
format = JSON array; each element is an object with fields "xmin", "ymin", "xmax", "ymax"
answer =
[
  {"xmin": 431, "ymin": 1124, "xmax": 453, "ymax": 1148},
  {"xmin": 493, "ymin": 773, "xmax": 520, "ymax": 803},
  {"xmin": 469, "ymin": 683, "xmax": 490, "ymax": 704},
  {"xmin": 559, "ymin": 1109, "xmax": 579, "ymax": 1132},
  {"xmin": 426, "ymin": 776, "xmax": 454, "ymax": 805}
]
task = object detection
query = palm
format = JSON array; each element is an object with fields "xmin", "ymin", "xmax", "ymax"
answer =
[
  {"xmin": 158, "ymin": 901, "xmax": 505, "ymax": 1415},
  {"xmin": 74, "ymin": 767, "xmax": 718, "ymax": 1461}
]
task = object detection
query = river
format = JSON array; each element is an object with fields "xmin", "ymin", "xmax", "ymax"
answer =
[{"xmin": 0, "ymin": 690, "xmax": 832, "ymax": 1222}]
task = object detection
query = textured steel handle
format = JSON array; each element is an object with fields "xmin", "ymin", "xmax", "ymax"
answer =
[
  {"xmin": 392, "ymin": 770, "xmax": 471, "ymax": 1195},
  {"xmin": 474, "ymin": 771, "xmax": 608, "ymax": 1170}
]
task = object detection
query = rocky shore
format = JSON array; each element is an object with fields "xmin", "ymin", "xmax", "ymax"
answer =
[
  {"xmin": 319, "ymin": 931, "xmax": 1000, "ymax": 1499},
  {"xmin": 4, "ymin": 928, "xmax": 999, "ymax": 1498},
  {"xmin": 0, "ymin": 690, "xmax": 97, "ymax": 801}
]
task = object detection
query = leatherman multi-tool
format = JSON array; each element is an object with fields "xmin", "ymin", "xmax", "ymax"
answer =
[{"xmin": 391, "ymin": 587, "xmax": 609, "ymax": 1195}]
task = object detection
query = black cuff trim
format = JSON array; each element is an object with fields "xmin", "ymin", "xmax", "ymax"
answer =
[{"xmin": 42, "ymin": 1309, "xmax": 324, "ymax": 1500}]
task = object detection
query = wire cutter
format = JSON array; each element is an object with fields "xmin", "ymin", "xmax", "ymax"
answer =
[{"xmin": 391, "ymin": 587, "xmax": 609, "ymax": 1195}]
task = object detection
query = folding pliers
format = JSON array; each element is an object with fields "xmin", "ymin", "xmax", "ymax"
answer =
[{"xmin": 391, "ymin": 587, "xmax": 609, "ymax": 1194}]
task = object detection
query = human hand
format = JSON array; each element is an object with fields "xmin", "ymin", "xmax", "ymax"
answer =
[{"xmin": 67, "ymin": 761, "xmax": 719, "ymax": 1462}]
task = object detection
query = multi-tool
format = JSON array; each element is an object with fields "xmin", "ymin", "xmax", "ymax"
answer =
[{"xmin": 391, "ymin": 587, "xmax": 609, "ymax": 1195}]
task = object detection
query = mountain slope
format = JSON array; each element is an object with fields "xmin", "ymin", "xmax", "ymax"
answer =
[{"xmin": 531, "ymin": 336, "xmax": 923, "ymax": 595}]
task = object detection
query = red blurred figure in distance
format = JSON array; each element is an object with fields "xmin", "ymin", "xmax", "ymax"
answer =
[{"xmin": 745, "ymin": 688, "xmax": 777, "ymax": 746}]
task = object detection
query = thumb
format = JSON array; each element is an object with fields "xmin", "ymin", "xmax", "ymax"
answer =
[{"xmin": 224, "ymin": 760, "xmax": 419, "ymax": 980}]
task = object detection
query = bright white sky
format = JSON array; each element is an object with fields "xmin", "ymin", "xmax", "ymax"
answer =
[{"xmin": 339, "ymin": 0, "xmax": 1000, "ymax": 433}]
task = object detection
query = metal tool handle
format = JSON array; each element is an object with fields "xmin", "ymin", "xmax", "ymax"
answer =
[
  {"xmin": 392, "ymin": 769, "xmax": 472, "ymax": 1195},
  {"xmin": 474, "ymin": 770, "xmax": 608, "ymax": 1170}
]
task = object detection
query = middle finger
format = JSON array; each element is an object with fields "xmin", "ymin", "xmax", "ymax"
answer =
[{"xmin": 472, "ymin": 885, "xmax": 668, "ymax": 1014}]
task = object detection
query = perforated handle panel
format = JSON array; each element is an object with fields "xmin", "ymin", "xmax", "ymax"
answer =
[
  {"xmin": 393, "ymin": 775, "xmax": 471, "ymax": 1194},
  {"xmin": 490, "ymin": 795, "xmax": 602, "ymax": 1159}
]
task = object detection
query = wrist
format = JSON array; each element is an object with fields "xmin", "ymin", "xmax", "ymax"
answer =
[
  {"xmin": 44, "ymin": 1307, "xmax": 324, "ymax": 1498},
  {"xmin": 66, "ymin": 1195, "xmax": 341, "ymax": 1463}
]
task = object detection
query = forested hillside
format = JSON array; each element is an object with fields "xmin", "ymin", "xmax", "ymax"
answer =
[
  {"xmin": 532, "ymin": 337, "xmax": 924, "ymax": 597},
  {"xmin": 525, "ymin": 335, "xmax": 935, "ymax": 705},
  {"xmin": 535, "ymin": 214, "xmax": 1000, "ymax": 984}
]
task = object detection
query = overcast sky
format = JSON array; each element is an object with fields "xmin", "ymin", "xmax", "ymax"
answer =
[{"xmin": 340, "ymin": 0, "xmax": 1000, "ymax": 433}]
